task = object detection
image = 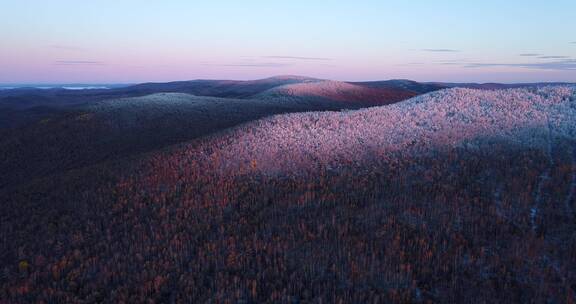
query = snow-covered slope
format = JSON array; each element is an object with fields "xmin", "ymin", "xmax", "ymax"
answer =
[
  {"xmin": 0, "ymin": 92, "xmax": 344, "ymax": 189},
  {"xmin": 168, "ymin": 86, "xmax": 576, "ymax": 175}
]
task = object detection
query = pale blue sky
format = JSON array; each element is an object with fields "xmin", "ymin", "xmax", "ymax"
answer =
[{"xmin": 0, "ymin": 0, "xmax": 575, "ymax": 83}]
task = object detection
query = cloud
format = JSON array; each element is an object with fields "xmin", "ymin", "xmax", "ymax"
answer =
[
  {"xmin": 571, "ymin": 41, "xmax": 576, "ymax": 44},
  {"xmin": 396, "ymin": 62, "xmax": 426, "ymax": 67},
  {"xmin": 538, "ymin": 55, "xmax": 570, "ymax": 59},
  {"xmin": 519, "ymin": 53, "xmax": 541, "ymax": 57},
  {"xmin": 54, "ymin": 60, "xmax": 106, "ymax": 66},
  {"xmin": 433, "ymin": 59, "xmax": 478, "ymax": 66},
  {"xmin": 202, "ymin": 62, "xmax": 291, "ymax": 68},
  {"xmin": 261, "ymin": 56, "xmax": 332, "ymax": 61},
  {"xmin": 422, "ymin": 49, "xmax": 460, "ymax": 53},
  {"xmin": 464, "ymin": 59, "xmax": 576, "ymax": 71},
  {"xmin": 49, "ymin": 45, "xmax": 85, "ymax": 51}
]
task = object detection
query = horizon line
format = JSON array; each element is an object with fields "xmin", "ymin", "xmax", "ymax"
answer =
[{"xmin": 1, "ymin": 75, "xmax": 575, "ymax": 86}]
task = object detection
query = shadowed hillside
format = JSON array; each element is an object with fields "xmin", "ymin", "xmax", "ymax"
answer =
[
  {"xmin": 260, "ymin": 80, "xmax": 419, "ymax": 106},
  {"xmin": 0, "ymin": 76, "xmax": 320, "ymax": 129},
  {"xmin": 352, "ymin": 79, "xmax": 447, "ymax": 94},
  {"xmin": 122, "ymin": 75, "xmax": 322, "ymax": 98}
]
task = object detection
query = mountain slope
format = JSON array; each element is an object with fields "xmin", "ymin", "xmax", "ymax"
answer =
[
  {"xmin": 120, "ymin": 75, "xmax": 322, "ymax": 98},
  {"xmin": 198, "ymin": 86, "xmax": 576, "ymax": 174},
  {"xmin": 261, "ymin": 80, "xmax": 418, "ymax": 106},
  {"xmin": 0, "ymin": 92, "xmax": 336, "ymax": 190},
  {"xmin": 432, "ymin": 81, "xmax": 575, "ymax": 90},
  {"xmin": 0, "ymin": 81, "xmax": 421, "ymax": 191},
  {"xmin": 351, "ymin": 79, "xmax": 447, "ymax": 94},
  {"xmin": 2, "ymin": 86, "xmax": 575, "ymax": 302},
  {"xmin": 0, "ymin": 76, "xmax": 321, "ymax": 129},
  {"xmin": 3, "ymin": 77, "xmax": 569, "ymax": 129}
]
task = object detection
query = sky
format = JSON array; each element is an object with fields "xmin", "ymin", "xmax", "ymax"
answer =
[{"xmin": 0, "ymin": 0, "xmax": 575, "ymax": 84}]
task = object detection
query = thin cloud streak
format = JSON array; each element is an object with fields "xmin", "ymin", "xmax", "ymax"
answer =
[
  {"xmin": 49, "ymin": 45, "xmax": 85, "ymax": 51},
  {"xmin": 202, "ymin": 62, "xmax": 292, "ymax": 68},
  {"xmin": 538, "ymin": 56, "xmax": 570, "ymax": 59},
  {"xmin": 422, "ymin": 49, "xmax": 460, "ymax": 53},
  {"xmin": 464, "ymin": 59, "xmax": 576, "ymax": 71},
  {"xmin": 261, "ymin": 56, "xmax": 332, "ymax": 61},
  {"xmin": 519, "ymin": 53, "xmax": 541, "ymax": 57},
  {"xmin": 54, "ymin": 60, "xmax": 106, "ymax": 66}
]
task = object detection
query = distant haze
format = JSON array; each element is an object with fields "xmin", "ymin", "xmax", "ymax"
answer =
[{"xmin": 1, "ymin": 0, "xmax": 575, "ymax": 83}]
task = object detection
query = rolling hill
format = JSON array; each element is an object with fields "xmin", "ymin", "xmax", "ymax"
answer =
[
  {"xmin": 4, "ymin": 76, "xmax": 568, "ymax": 129},
  {"xmin": 1, "ymin": 85, "xmax": 575, "ymax": 302},
  {"xmin": 351, "ymin": 79, "xmax": 447, "ymax": 94},
  {"xmin": 0, "ymin": 78, "xmax": 423, "ymax": 190},
  {"xmin": 259, "ymin": 80, "xmax": 418, "ymax": 106},
  {"xmin": 120, "ymin": 75, "xmax": 322, "ymax": 98},
  {"xmin": 0, "ymin": 76, "xmax": 321, "ymax": 129},
  {"xmin": 164, "ymin": 86, "xmax": 576, "ymax": 176}
]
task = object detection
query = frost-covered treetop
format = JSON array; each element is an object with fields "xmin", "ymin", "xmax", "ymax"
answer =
[{"xmin": 182, "ymin": 86, "xmax": 576, "ymax": 175}]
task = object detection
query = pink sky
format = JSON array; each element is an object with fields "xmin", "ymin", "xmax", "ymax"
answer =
[{"xmin": 1, "ymin": 1, "xmax": 575, "ymax": 84}]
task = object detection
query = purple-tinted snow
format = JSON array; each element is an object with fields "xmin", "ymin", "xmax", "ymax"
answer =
[{"xmin": 183, "ymin": 86, "xmax": 576, "ymax": 176}]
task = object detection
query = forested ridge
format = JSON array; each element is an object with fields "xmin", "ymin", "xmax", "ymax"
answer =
[{"xmin": 1, "ymin": 86, "xmax": 575, "ymax": 303}]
